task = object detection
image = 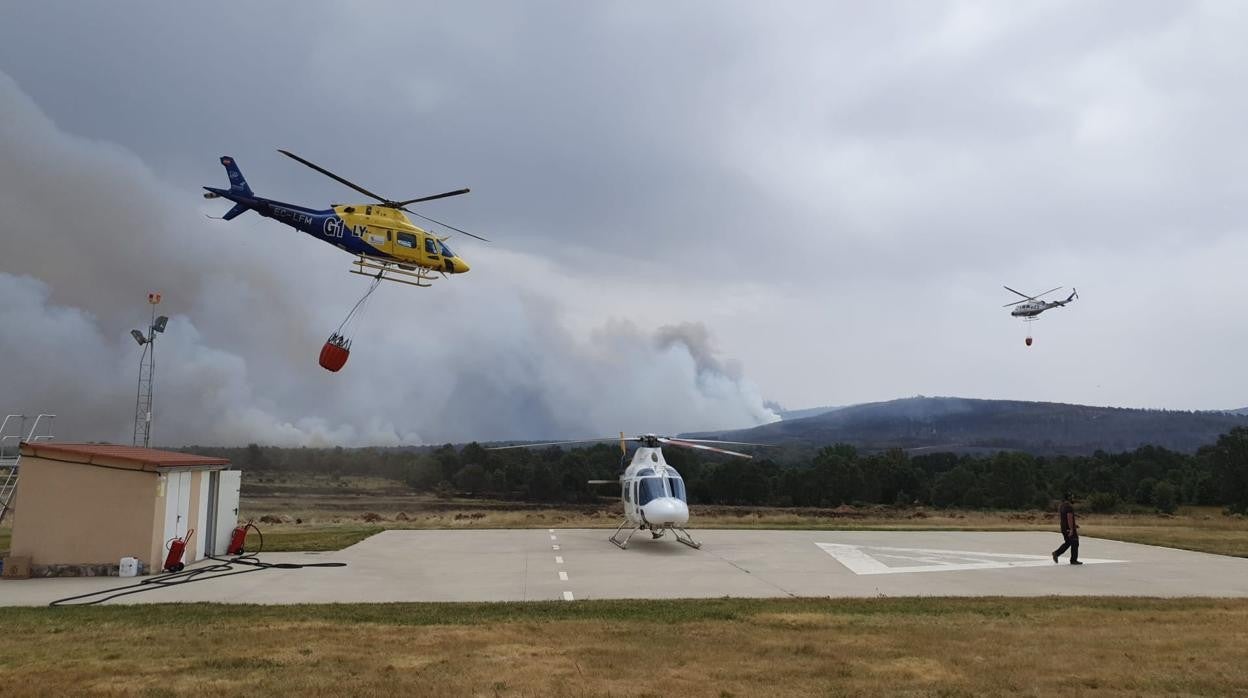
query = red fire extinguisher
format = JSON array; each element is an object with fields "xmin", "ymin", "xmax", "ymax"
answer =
[
  {"xmin": 226, "ymin": 521, "xmax": 253, "ymax": 556},
  {"xmin": 164, "ymin": 529, "xmax": 195, "ymax": 573}
]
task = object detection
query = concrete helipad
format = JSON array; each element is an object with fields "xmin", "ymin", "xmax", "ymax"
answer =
[{"xmin": 4, "ymin": 529, "xmax": 1248, "ymax": 606}]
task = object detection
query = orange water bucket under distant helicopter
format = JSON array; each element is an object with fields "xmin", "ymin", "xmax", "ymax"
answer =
[{"xmin": 319, "ymin": 336, "xmax": 350, "ymax": 372}]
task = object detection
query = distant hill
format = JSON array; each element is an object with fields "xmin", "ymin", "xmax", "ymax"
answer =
[
  {"xmin": 688, "ymin": 396, "xmax": 1248, "ymax": 455},
  {"xmin": 766, "ymin": 404, "xmax": 847, "ymax": 421}
]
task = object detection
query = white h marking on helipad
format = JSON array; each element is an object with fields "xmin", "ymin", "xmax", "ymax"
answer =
[{"xmin": 816, "ymin": 543, "xmax": 1125, "ymax": 575}]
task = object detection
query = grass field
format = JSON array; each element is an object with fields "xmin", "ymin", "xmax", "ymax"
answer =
[{"xmin": 0, "ymin": 598, "xmax": 1245, "ymax": 695}]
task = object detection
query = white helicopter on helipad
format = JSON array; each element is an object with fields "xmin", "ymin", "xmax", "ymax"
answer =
[
  {"xmin": 490, "ymin": 433, "xmax": 762, "ymax": 550},
  {"xmin": 1003, "ymin": 285, "xmax": 1078, "ymax": 346}
]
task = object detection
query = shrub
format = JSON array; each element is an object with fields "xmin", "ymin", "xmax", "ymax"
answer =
[
  {"xmin": 1134, "ymin": 477, "xmax": 1157, "ymax": 506},
  {"xmin": 1084, "ymin": 492, "xmax": 1121, "ymax": 513},
  {"xmin": 1152, "ymin": 481, "xmax": 1178, "ymax": 514}
]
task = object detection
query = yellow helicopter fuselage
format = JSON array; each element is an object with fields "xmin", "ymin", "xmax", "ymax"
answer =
[
  {"xmin": 328, "ymin": 204, "xmax": 469, "ymax": 274},
  {"xmin": 205, "ymin": 156, "xmax": 470, "ymax": 277}
]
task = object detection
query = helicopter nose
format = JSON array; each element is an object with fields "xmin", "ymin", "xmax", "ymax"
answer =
[
  {"xmin": 453, "ymin": 258, "xmax": 470, "ymax": 274},
  {"xmin": 641, "ymin": 498, "xmax": 688, "ymax": 526}
]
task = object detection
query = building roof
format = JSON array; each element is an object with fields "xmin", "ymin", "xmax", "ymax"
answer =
[{"xmin": 19, "ymin": 442, "xmax": 230, "ymax": 471}]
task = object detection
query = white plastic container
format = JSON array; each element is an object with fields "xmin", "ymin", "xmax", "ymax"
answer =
[{"xmin": 119, "ymin": 557, "xmax": 139, "ymax": 578}]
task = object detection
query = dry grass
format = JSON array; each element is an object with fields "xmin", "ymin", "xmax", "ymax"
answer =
[
  {"xmin": 238, "ymin": 475, "xmax": 1248, "ymax": 556},
  {"xmin": 0, "ymin": 598, "xmax": 1245, "ymax": 696},
  {"xmin": 241, "ymin": 492, "xmax": 1248, "ymax": 557}
]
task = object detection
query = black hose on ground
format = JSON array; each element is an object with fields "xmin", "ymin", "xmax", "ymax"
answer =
[{"xmin": 47, "ymin": 525, "xmax": 345, "ymax": 607}]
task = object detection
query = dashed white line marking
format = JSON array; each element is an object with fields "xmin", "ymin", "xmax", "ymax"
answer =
[
  {"xmin": 550, "ymin": 534, "xmax": 557, "ymax": 541},
  {"xmin": 548, "ymin": 528, "xmax": 555, "ymax": 533},
  {"xmin": 555, "ymin": 556, "xmax": 564, "ymax": 564},
  {"xmin": 552, "ymin": 544, "xmax": 560, "ymax": 551},
  {"xmin": 558, "ymin": 571, "xmax": 569, "ymax": 581},
  {"xmin": 562, "ymin": 591, "xmax": 575, "ymax": 601}
]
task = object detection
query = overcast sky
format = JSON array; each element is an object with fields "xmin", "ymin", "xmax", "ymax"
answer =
[{"xmin": 2, "ymin": 1, "xmax": 1247, "ymax": 446}]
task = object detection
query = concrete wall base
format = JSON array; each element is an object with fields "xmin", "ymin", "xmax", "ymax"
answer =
[{"xmin": 32, "ymin": 563, "xmax": 123, "ymax": 578}]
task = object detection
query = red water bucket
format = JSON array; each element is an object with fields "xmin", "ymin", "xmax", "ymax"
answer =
[
  {"xmin": 319, "ymin": 342, "xmax": 350, "ymax": 372},
  {"xmin": 1025, "ymin": 336, "xmax": 1033, "ymax": 347}
]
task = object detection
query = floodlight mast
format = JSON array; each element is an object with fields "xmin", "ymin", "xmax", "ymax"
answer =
[{"xmin": 131, "ymin": 292, "xmax": 164, "ymax": 448}]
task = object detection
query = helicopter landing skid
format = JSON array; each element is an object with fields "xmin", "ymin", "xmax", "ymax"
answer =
[
  {"xmin": 609, "ymin": 520, "xmax": 701, "ymax": 549},
  {"xmin": 609, "ymin": 519, "xmax": 640, "ymax": 549},
  {"xmin": 673, "ymin": 527, "xmax": 702, "ymax": 549},
  {"xmin": 351, "ymin": 255, "xmax": 436, "ymax": 288}
]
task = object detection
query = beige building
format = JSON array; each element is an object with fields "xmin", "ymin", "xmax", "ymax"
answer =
[{"xmin": 8, "ymin": 442, "xmax": 240, "ymax": 574}]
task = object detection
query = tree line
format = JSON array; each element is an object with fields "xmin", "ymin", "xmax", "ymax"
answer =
[{"xmin": 187, "ymin": 426, "xmax": 1248, "ymax": 514}]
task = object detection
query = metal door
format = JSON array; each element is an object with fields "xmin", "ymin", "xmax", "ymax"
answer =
[
  {"xmin": 212, "ymin": 471, "xmax": 242, "ymax": 556},
  {"xmin": 161, "ymin": 471, "xmax": 192, "ymax": 548}
]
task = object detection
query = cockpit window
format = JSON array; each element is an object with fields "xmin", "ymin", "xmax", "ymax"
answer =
[
  {"xmin": 637, "ymin": 468, "xmax": 656, "ymax": 477},
  {"xmin": 667, "ymin": 476, "xmax": 686, "ymax": 502},
  {"xmin": 637, "ymin": 476, "xmax": 668, "ymax": 505},
  {"xmin": 425, "ymin": 237, "xmax": 439, "ymax": 255},
  {"xmin": 439, "ymin": 241, "xmax": 455, "ymax": 258}
]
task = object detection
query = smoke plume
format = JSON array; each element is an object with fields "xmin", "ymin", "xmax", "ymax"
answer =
[{"xmin": 0, "ymin": 72, "xmax": 777, "ymax": 445}]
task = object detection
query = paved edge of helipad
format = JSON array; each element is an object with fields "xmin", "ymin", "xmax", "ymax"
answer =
[{"xmin": 3, "ymin": 529, "xmax": 1247, "ymax": 606}]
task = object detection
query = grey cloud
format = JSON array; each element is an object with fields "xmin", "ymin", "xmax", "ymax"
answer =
[{"xmin": 3, "ymin": 2, "xmax": 1248, "ymax": 428}]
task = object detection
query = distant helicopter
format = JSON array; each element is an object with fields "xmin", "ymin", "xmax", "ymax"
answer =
[
  {"xmin": 1003, "ymin": 285, "xmax": 1078, "ymax": 346},
  {"xmin": 491, "ymin": 434, "xmax": 762, "ymax": 550},
  {"xmin": 204, "ymin": 150, "xmax": 487, "ymax": 288}
]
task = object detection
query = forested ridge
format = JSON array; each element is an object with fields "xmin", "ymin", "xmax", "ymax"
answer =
[
  {"xmin": 187, "ymin": 426, "xmax": 1248, "ymax": 514},
  {"xmin": 697, "ymin": 396, "xmax": 1248, "ymax": 455}
]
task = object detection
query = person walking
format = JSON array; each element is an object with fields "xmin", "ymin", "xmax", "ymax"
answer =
[{"xmin": 1052, "ymin": 491, "xmax": 1082, "ymax": 565}]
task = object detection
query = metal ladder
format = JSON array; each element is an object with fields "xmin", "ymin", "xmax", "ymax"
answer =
[{"xmin": 0, "ymin": 414, "xmax": 55, "ymax": 526}]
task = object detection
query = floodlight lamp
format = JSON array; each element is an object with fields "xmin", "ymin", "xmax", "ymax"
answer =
[
  {"xmin": 130, "ymin": 329, "xmax": 148, "ymax": 346},
  {"xmin": 153, "ymin": 316, "xmax": 169, "ymax": 333}
]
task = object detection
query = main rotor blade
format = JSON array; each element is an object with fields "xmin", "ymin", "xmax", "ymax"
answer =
[
  {"xmin": 277, "ymin": 149, "xmax": 390, "ymax": 205},
  {"xmin": 404, "ymin": 209, "xmax": 491, "ymax": 242},
  {"xmin": 659, "ymin": 438, "xmax": 753, "ymax": 459},
  {"xmin": 395, "ymin": 188, "xmax": 470, "ymax": 206},
  {"xmin": 671, "ymin": 438, "xmax": 772, "ymax": 447},
  {"xmin": 587, "ymin": 479, "xmax": 620, "ymax": 485},
  {"xmin": 1002, "ymin": 285, "xmax": 1062, "ymax": 306},
  {"xmin": 487, "ymin": 438, "xmax": 618, "ymax": 450}
]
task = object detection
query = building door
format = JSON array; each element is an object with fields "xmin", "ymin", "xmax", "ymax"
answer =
[
  {"xmin": 161, "ymin": 471, "xmax": 193, "ymax": 550},
  {"xmin": 212, "ymin": 471, "xmax": 242, "ymax": 556},
  {"xmin": 204, "ymin": 471, "xmax": 220, "ymax": 555},
  {"xmin": 194, "ymin": 471, "xmax": 210, "ymax": 561}
]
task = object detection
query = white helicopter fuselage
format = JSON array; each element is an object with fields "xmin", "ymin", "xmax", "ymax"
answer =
[
  {"xmin": 492, "ymin": 432, "xmax": 748, "ymax": 550},
  {"xmin": 1005, "ymin": 287, "xmax": 1077, "ymax": 319},
  {"xmin": 617, "ymin": 446, "xmax": 690, "ymax": 528},
  {"xmin": 1010, "ymin": 301, "xmax": 1053, "ymax": 318}
]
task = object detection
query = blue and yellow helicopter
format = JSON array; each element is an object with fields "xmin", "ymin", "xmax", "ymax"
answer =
[{"xmin": 204, "ymin": 150, "xmax": 486, "ymax": 287}]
